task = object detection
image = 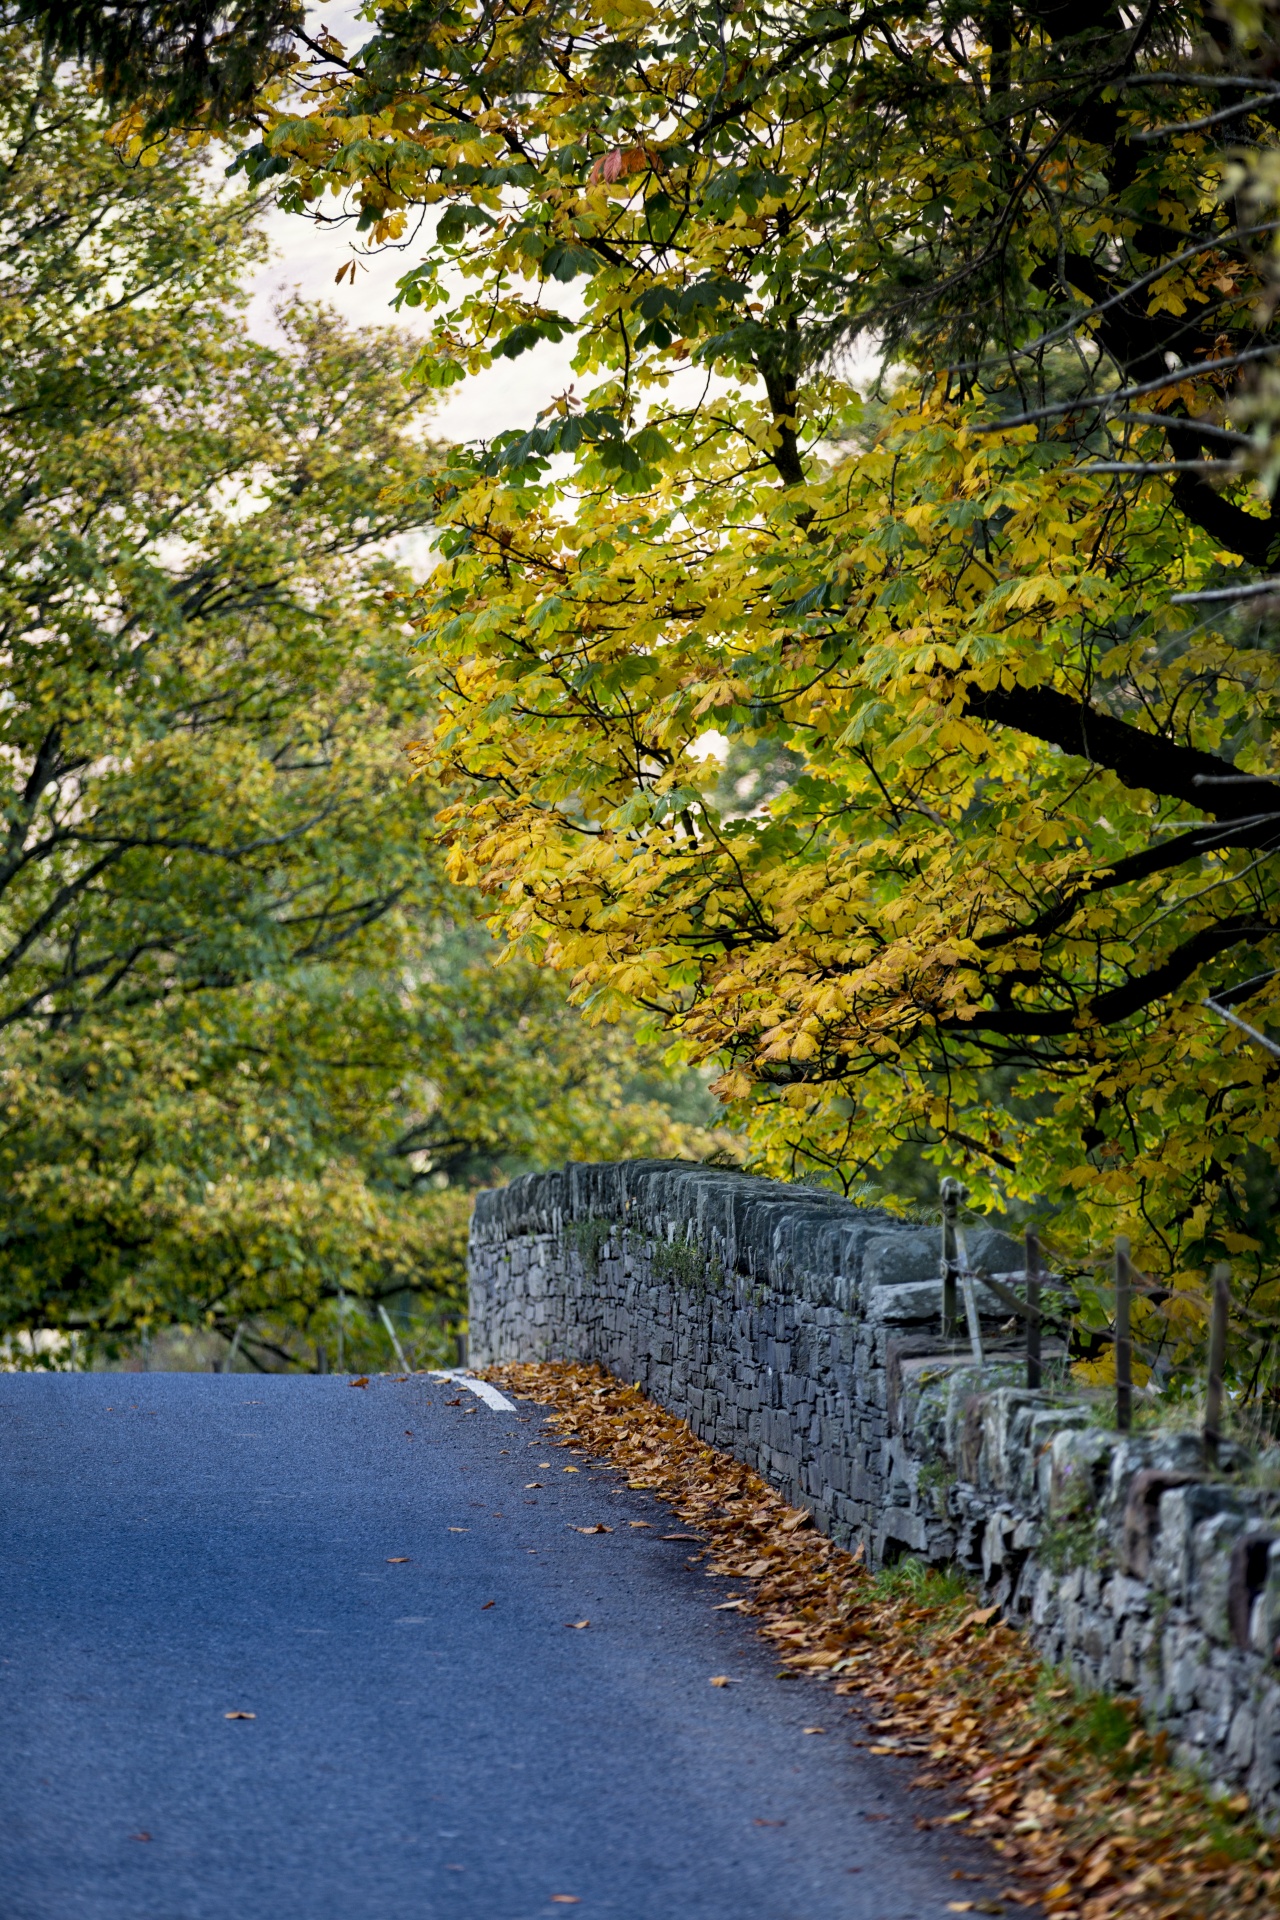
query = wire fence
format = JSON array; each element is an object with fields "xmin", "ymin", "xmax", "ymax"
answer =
[{"xmin": 938, "ymin": 1179, "xmax": 1261, "ymax": 1463}]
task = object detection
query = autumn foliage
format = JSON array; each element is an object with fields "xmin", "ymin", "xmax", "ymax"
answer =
[{"xmin": 60, "ymin": 1, "xmax": 1280, "ymax": 1386}]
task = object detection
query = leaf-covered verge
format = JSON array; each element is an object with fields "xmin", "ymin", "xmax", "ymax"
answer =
[
  {"xmin": 486, "ymin": 1361, "xmax": 1280, "ymax": 1920},
  {"xmin": 0, "ymin": 31, "xmax": 729, "ymax": 1376}
]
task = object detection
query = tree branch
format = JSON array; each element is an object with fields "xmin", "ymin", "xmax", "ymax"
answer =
[{"xmin": 965, "ymin": 680, "xmax": 1278, "ymax": 819}]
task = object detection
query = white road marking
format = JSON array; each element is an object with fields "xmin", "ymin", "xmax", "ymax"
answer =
[{"xmin": 428, "ymin": 1368, "xmax": 516, "ymax": 1412}]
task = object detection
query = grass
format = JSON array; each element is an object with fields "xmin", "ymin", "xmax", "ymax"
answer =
[{"xmin": 872, "ymin": 1554, "xmax": 972, "ymax": 1607}]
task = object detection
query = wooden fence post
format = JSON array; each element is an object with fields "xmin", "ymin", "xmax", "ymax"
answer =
[
  {"xmin": 1204, "ymin": 1263, "xmax": 1230, "ymax": 1470},
  {"xmin": 940, "ymin": 1177, "xmax": 962, "ymax": 1341},
  {"xmin": 1115, "ymin": 1237, "xmax": 1132, "ymax": 1433},
  {"xmin": 1026, "ymin": 1228, "xmax": 1042, "ymax": 1390}
]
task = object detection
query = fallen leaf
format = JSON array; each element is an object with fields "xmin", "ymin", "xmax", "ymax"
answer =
[
  {"xmin": 955, "ymin": 1605, "xmax": 1001, "ymax": 1633},
  {"xmin": 712, "ymin": 1599, "xmax": 747, "ymax": 1611},
  {"xmin": 130, "ymin": 1832, "xmax": 152, "ymax": 1842},
  {"xmin": 386, "ymin": 1557, "xmax": 410, "ymax": 1564},
  {"xmin": 709, "ymin": 1675, "xmax": 743, "ymax": 1686},
  {"xmin": 349, "ymin": 1377, "xmax": 369, "ymax": 1389},
  {"xmin": 745, "ymin": 1559, "xmax": 772, "ymax": 1577},
  {"xmin": 662, "ymin": 1533, "xmax": 699, "ymax": 1541},
  {"xmin": 570, "ymin": 1523, "xmax": 613, "ymax": 1534},
  {"xmin": 448, "ymin": 1527, "xmax": 469, "ymax": 1533},
  {"xmin": 948, "ymin": 1903, "xmax": 976, "ymax": 1912},
  {"xmin": 525, "ymin": 1481, "xmax": 543, "ymax": 1489},
  {"xmin": 628, "ymin": 1520, "xmax": 651, "ymax": 1527},
  {"xmin": 481, "ymin": 1600, "xmax": 496, "ymax": 1610},
  {"xmin": 566, "ymin": 1619, "xmax": 590, "ymax": 1629},
  {"xmin": 563, "ymin": 1466, "xmax": 579, "ymax": 1473},
  {"xmin": 224, "ymin": 1711, "xmax": 255, "ymax": 1720},
  {"xmin": 803, "ymin": 1726, "xmax": 827, "ymax": 1735}
]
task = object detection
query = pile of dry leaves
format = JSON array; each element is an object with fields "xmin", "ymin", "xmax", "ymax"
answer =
[{"xmin": 485, "ymin": 1360, "xmax": 1277, "ymax": 1920}]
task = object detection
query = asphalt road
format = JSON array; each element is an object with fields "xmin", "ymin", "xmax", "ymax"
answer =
[{"xmin": 1, "ymin": 1371, "xmax": 1017, "ymax": 1920}]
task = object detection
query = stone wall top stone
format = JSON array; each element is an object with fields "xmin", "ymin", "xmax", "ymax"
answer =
[{"xmin": 470, "ymin": 1159, "xmax": 1022, "ymax": 1310}]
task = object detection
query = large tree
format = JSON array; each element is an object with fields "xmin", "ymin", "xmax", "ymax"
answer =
[
  {"xmin": 45, "ymin": 1, "xmax": 1280, "ymax": 1384},
  {"xmin": 0, "ymin": 27, "xmax": 717, "ymax": 1373}
]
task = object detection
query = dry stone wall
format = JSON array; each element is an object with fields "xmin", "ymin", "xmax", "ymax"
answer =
[{"xmin": 469, "ymin": 1159, "xmax": 1280, "ymax": 1821}]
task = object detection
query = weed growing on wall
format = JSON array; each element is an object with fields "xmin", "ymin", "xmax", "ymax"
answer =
[
  {"xmin": 1037, "ymin": 1514, "xmax": 1111, "ymax": 1580},
  {"xmin": 564, "ymin": 1217, "xmax": 613, "ymax": 1278},
  {"xmin": 650, "ymin": 1238, "xmax": 725, "ymax": 1296}
]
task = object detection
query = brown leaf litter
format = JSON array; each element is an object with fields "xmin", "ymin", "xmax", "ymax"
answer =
[{"xmin": 485, "ymin": 1360, "xmax": 1278, "ymax": 1920}]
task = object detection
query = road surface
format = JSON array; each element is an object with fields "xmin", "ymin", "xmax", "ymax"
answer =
[{"xmin": 1, "ymin": 1371, "xmax": 1016, "ymax": 1919}]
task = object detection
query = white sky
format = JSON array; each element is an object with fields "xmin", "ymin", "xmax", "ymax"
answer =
[
  {"xmin": 242, "ymin": 6, "xmax": 878, "ymax": 445},
  {"xmin": 245, "ymin": 199, "xmax": 584, "ymax": 445},
  {"xmin": 240, "ymin": 2, "xmax": 581, "ymax": 443}
]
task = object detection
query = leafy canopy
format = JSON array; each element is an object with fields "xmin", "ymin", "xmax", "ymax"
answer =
[
  {"xmin": 0, "ymin": 26, "xmax": 718, "ymax": 1373},
  {"xmin": 73, "ymin": 0, "xmax": 1280, "ymax": 1385}
]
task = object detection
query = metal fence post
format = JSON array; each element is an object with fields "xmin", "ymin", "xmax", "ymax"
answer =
[
  {"xmin": 1025, "ymin": 1227, "xmax": 1042, "ymax": 1390},
  {"xmin": 377, "ymin": 1301, "xmax": 412, "ymax": 1373},
  {"xmin": 940, "ymin": 1177, "xmax": 962, "ymax": 1341},
  {"xmin": 222, "ymin": 1320, "xmax": 244, "ymax": 1375},
  {"xmin": 1204, "ymin": 1262, "xmax": 1230, "ymax": 1470},
  {"xmin": 1115, "ymin": 1237, "xmax": 1132, "ymax": 1433}
]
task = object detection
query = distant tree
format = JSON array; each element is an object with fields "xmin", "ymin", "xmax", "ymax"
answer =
[{"xmin": 0, "ymin": 30, "xmax": 722, "ymax": 1373}]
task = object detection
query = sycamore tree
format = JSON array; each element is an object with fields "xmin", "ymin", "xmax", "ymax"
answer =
[
  {"xmin": 0, "ymin": 28, "xmax": 716, "ymax": 1373},
  {"xmin": 50, "ymin": 0, "xmax": 1280, "ymax": 1395}
]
